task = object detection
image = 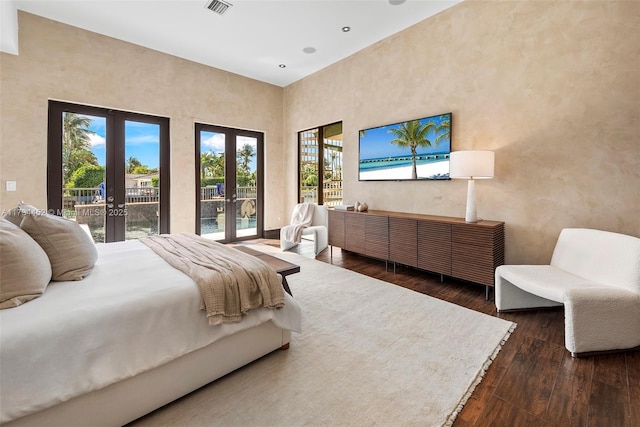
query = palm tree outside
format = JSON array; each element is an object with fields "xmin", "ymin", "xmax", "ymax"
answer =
[
  {"xmin": 62, "ymin": 113, "xmax": 98, "ymax": 185},
  {"xmin": 237, "ymin": 143, "xmax": 255, "ymax": 176},
  {"xmin": 200, "ymin": 151, "xmax": 224, "ymax": 180},
  {"xmin": 126, "ymin": 156, "xmax": 142, "ymax": 174},
  {"xmin": 200, "ymin": 151, "xmax": 217, "ymax": 180}
]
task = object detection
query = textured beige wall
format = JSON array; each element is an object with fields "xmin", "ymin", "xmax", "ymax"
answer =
[
  {"xmin": 2, "ymin": 3, "xmax": 638, "ymax": 265},
  {"xmin": 0, "ymin": 12, "xmax": 286, "ymax": 232},
  {"xmin": 283, "ymin": 0, "xmax": 640, "ymax": 264}
]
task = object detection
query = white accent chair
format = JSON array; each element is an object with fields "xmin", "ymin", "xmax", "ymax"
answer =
[
  {"xmin": 495, "ymin": 228, "xmax": 640, "ymax": 357},
  {"xmin": 280, "ymin": 204, "xmax": 328, "ymax": 257}
]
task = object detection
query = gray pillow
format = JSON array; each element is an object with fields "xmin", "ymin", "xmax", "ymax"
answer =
[
  {"xmin": 21, "ymin": 213, "xmax": 98, "ymax": 281},
  {"xmin": 2, "ymin": 202, "xmax": 39, "ymax": 226},
  {"xmin": 0, "ymin": 219, "xmax": 52, "ymax": 309}
]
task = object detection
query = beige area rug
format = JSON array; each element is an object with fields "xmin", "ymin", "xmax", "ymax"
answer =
[{"xmin": 134, "ymin": 245, "xmax": 515, "ymax": 427}]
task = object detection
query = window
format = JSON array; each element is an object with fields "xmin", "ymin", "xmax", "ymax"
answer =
[{"xmin": 298, "ymin": 122, "xmax": 342, "ymax": 206}]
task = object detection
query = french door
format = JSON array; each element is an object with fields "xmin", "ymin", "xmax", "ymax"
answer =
[
  {"xmin": 195, "ymin": 123, "xmax": 264, "ymax": 242},
  {"xmin": 47, "ymin": 101, "xmax": 170, "ymax": 243}
]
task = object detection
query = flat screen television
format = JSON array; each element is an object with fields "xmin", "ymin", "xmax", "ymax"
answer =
[{"xmin": 358, "ymin": 112, "xmax": 452, "ymax": 181}]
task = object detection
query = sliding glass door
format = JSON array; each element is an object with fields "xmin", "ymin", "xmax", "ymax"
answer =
[
  {"xmin": 195, "ymin": 123, "xmax": 263, "ymax": 242},
  {"xmin": 48, "ymin": 101, "xmax": 170, "ymax": 243}
]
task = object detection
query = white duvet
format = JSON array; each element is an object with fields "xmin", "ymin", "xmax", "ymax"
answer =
[{"xmin": 0, "ymin": 240, "xmax": 302, "ymax": 423}]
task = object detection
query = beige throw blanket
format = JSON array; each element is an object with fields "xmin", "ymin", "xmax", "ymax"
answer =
[
  {"xmin": 281, "ymin": 203, "xmax": 314, "ymax": 244},
  {"xmin": 141, "ymin": 233, "xmax": 285, "ymax": 325}
]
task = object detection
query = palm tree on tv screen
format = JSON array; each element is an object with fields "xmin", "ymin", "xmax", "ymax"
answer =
[
  {"xmin": 389, "ymin": 118, "xmax": 449, "ymax": 179},
  {"xmin": 434, "ymin": 116, "xmax": 450, "ymax": 147}
]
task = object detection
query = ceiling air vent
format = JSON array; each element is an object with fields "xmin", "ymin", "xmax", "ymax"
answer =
[{"xmin": 205, "ymin": 0, "xmax": 233, "ymax": 15}]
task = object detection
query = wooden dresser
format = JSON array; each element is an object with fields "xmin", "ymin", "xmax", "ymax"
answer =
[{"xmin": 328, "ymin": 209, "xmax": 505, "ymax": 297}]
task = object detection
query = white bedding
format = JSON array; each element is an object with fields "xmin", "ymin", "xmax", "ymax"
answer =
[{"xmin": 0, "ymin": 240, "xmax": 302, "ymax": 423}]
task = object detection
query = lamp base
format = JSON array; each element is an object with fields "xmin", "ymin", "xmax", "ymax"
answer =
[{"xmin": 465, "ymin": 179, "xmax": 477, "ymax": 223}]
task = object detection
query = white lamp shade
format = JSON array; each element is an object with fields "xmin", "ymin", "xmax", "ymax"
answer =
[{"xmin": 449, "ymin": 150, "xmax": 495, "ymax": 179}]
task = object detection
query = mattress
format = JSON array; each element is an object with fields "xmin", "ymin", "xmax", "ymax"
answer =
[{"xmin": 0, "ymin": 240, "xmax": 302, "ymax": 423}]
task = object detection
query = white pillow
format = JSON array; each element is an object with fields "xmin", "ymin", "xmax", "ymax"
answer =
[
  {"xmin": 0, "ymin": 219, "xmax": 52, "ymax": 309},
  {"xmin": 21, "ymin": 213, "xmax": 98, "ymax": 281}
]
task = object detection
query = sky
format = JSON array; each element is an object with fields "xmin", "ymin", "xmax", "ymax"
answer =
[
  {"xmin": 87, "ymin": 115, "xmax": 160, "ymax": 169},
  {"xmin": 359, "ymin": 114, "xmax": 451, "ymax": 160},
  {"xmin": 200, "ymin": 131, "xmax": 258, "ymax": 172},
  {"xmin": 85, "ymin": 117, "xmax": 257, "ymax": 172}
]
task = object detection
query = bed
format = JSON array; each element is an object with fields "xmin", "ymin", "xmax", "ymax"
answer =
[{"xmin": 0, "ymin": 218, "xmax": 302, "ymax": 427}]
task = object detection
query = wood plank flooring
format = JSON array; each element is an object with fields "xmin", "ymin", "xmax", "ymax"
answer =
[{"xmin": 260, "ymin": 240, "xmax": 639, "ymax": 427}]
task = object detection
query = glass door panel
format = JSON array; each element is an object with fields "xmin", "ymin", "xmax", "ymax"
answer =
[
  {"xmin": 124, "ymin": 120, "xmax": 161, "ymax": 240},
  {"xmin": 236, "ymin": 136, "xmax": 257, "ymax": 238},
  {"xmin": 297, "ymin": 121, "xmax": 342, "ymax": 206},
  {"xmin": 61, "ymin": 112, "xmax": 107, "ymax": 244},
  {"xmin": 299, "ymin": 128, "xmax": 319, "ymax": 204},
  {"xmin": 199, "ymin": 130, "xmax": 226, "ymax": 241},
  {"xmin": 322, "ymin": 122, "xmax": 343, "ymax": 206}
]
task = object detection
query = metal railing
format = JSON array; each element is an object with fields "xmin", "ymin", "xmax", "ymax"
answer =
[
  {"xmin": 201, "ymin": 186, "xmax": 256, "ymax": 200},
  {"xmin": 301, "ymin": 181, "xmax": 343, "ymax": 206},
  {"xmin": 126, "ymin": 187, "xmax": 159, "ymax": 203},
  {"xmin": 63, "ymin": 187, "xmax": 160, "ymax": 206},
  {"xmin": 64, "ymin": 186, "xmax": 259, "ymax": 206}
]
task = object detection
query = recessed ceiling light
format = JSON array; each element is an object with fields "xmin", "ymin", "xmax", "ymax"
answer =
[
  {"xmin": 389, "ymin": 0, "xmax": 406, "ymax": 5},
  {"xmin": 303, "ymin": 47, "xmax": 316, "ymax": 54},
  {"xmin": 341, "ymin": 26, "xmax": 351, "ymax": 32},
  {"xmin": 278, "ymin": 64, "xmax": 286, "ymax": 68}
]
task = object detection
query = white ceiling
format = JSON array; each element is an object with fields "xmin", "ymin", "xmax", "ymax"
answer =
[{"xmin": 1, "ymin": 0, "xmax": 461, "ymax": 87}]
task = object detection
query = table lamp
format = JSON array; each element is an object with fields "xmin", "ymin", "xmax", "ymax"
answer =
[{"xmin": 449, "ymin": 150, "xmax": 495, "ymax": 223}]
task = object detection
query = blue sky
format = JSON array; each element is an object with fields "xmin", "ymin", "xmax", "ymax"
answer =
[
  {"xmin": 359, "ymin": 114, "xmax": 451, "ymax": 160},
  {"xmin": 200, "ymin": 131, "xmax": 258, "ymax": 172},
  {"xmin": 87, "ymin": 115, "xmax": 160, "ymax": 169},
  {"xmin": 84, "ymin": 116, "xmax": 259, "ymax": 174}
]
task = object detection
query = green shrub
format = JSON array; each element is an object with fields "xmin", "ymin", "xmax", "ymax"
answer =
[
  {"xmin": 202, "ymin": 177, "xmax": 224, "ymax": 186},
  {"xmin": 67, "ymin": 165, "xmax": 105, "ymax": 195}
]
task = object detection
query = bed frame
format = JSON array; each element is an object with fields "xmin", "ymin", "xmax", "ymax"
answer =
[{"xmin": 5, "ymin": 322, "xmax": 291, "ymax": 427}]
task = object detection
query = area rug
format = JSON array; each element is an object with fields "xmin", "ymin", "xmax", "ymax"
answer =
[{"xmin": 133, "ymin": 246, "xmax": 516, "ymax": 427}]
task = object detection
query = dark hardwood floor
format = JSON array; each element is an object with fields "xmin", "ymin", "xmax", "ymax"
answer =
[{"xmin": 257, "ymin": 240, "xmax": 639, "ymax": 427}]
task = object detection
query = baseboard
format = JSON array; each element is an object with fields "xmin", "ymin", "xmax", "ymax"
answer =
[
  {"xmin": 572, "ymin": 345, "xmax": 640, "ymax": 358},
  {"xmin": 263, "ymin": 229, "xmax": 280, "ymax": 240},
  {"xmin": 497, "ymin": 305, "xmax": 562, "ymax": 314}
]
